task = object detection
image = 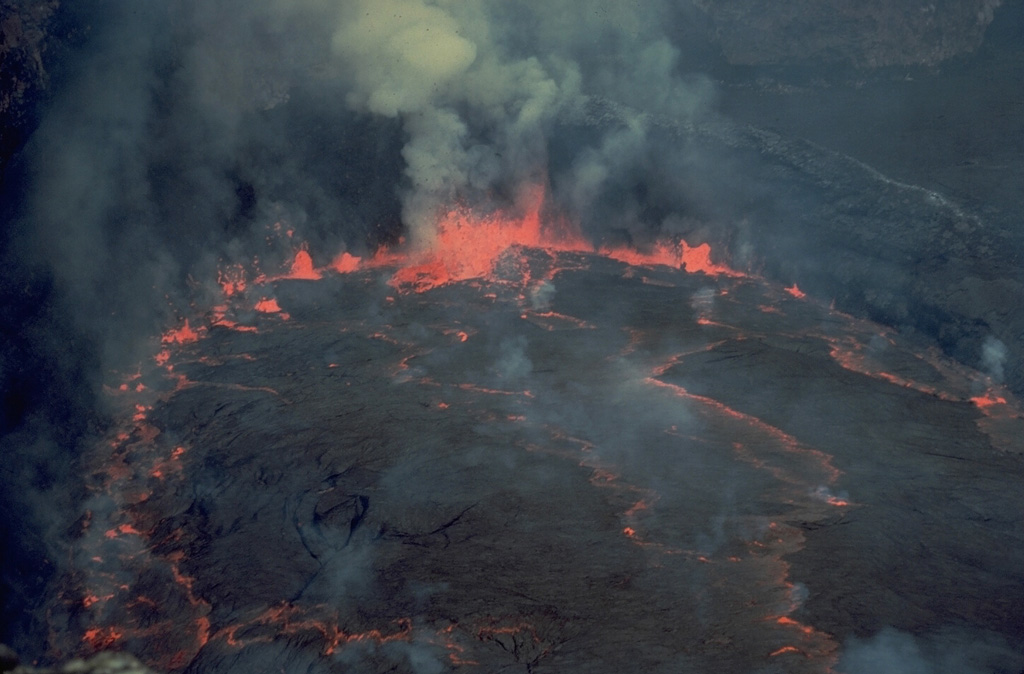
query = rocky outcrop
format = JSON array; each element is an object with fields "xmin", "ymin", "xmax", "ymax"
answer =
[
  {"xmin": 693, "ymin": 0, "xmax": 1002, "ymax": 66},
  {"xmin": 0, "ymin": 0, "xmax": 58, "ymax": 162}
]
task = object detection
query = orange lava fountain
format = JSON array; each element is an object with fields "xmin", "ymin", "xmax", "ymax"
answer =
[
  {"xmin": 312, "ymin": 183, "xmax": 745, "ymax": 292},
  {"xmin": 386, "ymin": 186, "xmax": 589, "ymax": 291}
]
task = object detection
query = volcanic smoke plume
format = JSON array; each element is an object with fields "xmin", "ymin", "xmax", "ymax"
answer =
[{"xmin": 1, "ymin": 1, "xmax": 1023, "ymax": 673}]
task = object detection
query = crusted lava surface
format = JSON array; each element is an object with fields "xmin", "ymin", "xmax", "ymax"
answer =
[{"xmin": 59, "ymin": 248, "xmax": 1024, "ymax": 673}]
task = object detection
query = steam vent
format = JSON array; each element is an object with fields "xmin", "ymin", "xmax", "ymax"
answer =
[{"xmin": 2, "ymin": 2, "xmax": 1023, "ymax": 673}]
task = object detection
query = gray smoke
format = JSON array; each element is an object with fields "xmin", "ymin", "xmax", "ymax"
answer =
[
  {"xmin": 838, "ymin": 627, "xmax": 1024, "ymax": 674},
  {"xmin": 981, "ymin": 336, "xmax": 1008, "ymax": 383},
  {"xmin": 321, "ymin": 0, "xmax": 712, "ymax": 246},
  {"xmin": 16, "ymin": 0, "xmax": 717, "ymax": 360}
]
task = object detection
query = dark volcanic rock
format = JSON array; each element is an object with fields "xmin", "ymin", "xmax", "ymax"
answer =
[
  {"xmin": 0, "ymin": 0, "xmax": 58, "ymax": 165},
  {"xmin": 694, "ymin": 0, "xmax": 1001, "ymax": 66},
  {"xmin": 618, "ymin": 114, "xmax": 1024, "ymax": 401},
  {"xmin": 662, "ymin": 338, "xmax": 1024, "ymax": 638},
  {"xmin": 53, "ymin": 251, "xmax": 1024, "ymax": 673}
]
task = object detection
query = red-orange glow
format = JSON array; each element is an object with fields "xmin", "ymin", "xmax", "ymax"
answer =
[
  {"xmin": 785, "ymin": 284, "xmax": 806, "ymax": 299},
  {"xmin": 776, "ymin": 617, "xmax": 815, "ymax": 635},
  {"xmin": 170, "ymin": 561, "xmax": 197, "ymax": 594},
  {"xmin": 972, "ymin": 392, "xmax": 1008, "ymax": 408},
  {"xmin": 591, "ymin": 468, "xmax": 618, "ymax": 483},
  {"xmin": 195, "ymin": 616, "xmax": 211, "ymax": 649},
  {"xmin": 384, "ymin": 185, "xmax": 589, "ymax": 292},
  {"xmin": 210, "ymin": 302, "xmax": 260, "ymax": 332},
  {"xmin": 217, "ymin": 265, "xmax": 247, "ymax": 297},
  {"xmin": 647, "ymin": 377, "xmax": 841, "ymax": 484},
  {"xmin": 625, "ymin": 499, "xmax": 650, "ymax": 516},
  {"xmin": 254, "ymin": 298, "xmax": 282, "ymax": 313},
  {"xmin": 453, "ymin": 383, "xmax": 530, "ymax": 397},
  {"xmin": 130, "ymin": 595, "xmax": 158, "ymax": 609},
  {"xmin": 161, "ymin": 319, "xmax": 201, "ymax": 345},
  {"xmin": 389, "ymin": 258, "xmax": 450, "ymax": 291},
  {"xmin": 150, "ymin": 446, "xmax": 187, "ymax": 480},
  {"xmin": 104, "ymin": 523, "xmax": 146, "ymax": 539},
  {"xmin": 623, "ymin": 527, "xmax": 637, "ymax": 537},
  {"xmin": 83, "ymin": 627, "xmax": 124, "ymax": 650},
  {"xmin": 696, "ymin": 316, "xmax": 734, "ymax": 328},
  {"xmin": 366, "ymin": 246, "xmax": 409, "ymax": 270},
  {"xmin": 283, "ymin": 249, "xmax": 322, "ymax": 280},
  {"xmin": 770, "ymin": 646, "xmax": 803, "ymax": 657},
  {"xmin": 602, "ymin": 240, "xmax": 681, "ymax": 268},
  {"xmin": 446, "ymin": 647, "xmax": 479, "ymax": 666},
  {"xmin": 217, "ymin": 605, "xmax": 412, "ymax": 656},
  {"xmin": 222, "ymin": 185, "xmax": 750, "ymax": 303},
  {"xmin": 602, "ymin": 240, "xmax": 745, "ymax": 277},
  {"xmin": 521, "ymin": 311, "xmax": 596, "ymax": 331},
  {"xmin": 680, "ymin": 241, "xmax": 743, "ymax": 276},
  {"xmin": 83, "ymin": 593, "xmax": 113, "ymax": 608},
  {"xmin": 231, "ymin": 322, "xmax": 258, "ymax": 332},
  {"xmin": 475, "ymin": 619, "xmax": 545, "ymax": 646},
  {"xmin": 331, "ymin": 251, "xmax": 362, "ymax": 273},
  {"xmin": 825, "ymin": 337, "xmax": 961, "ymax": 402}
]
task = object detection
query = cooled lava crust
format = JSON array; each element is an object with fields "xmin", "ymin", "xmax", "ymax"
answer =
[{"xmin": 62, "ymin": 246, "xmax": 1024, "ymax": 673}]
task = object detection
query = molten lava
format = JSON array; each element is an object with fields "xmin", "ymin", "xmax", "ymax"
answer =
[
  {"xmin": 254, "ymin": 298, "xmax": 282, "ymax": 314},
  {"xmin": 310, "ymin": 183, "xmax": 747, "ymax": 292},
  {"xmin": 972, "ymin": 391, "xmax": 1008, "ymax": 408},
  {"xmin": 161, "ymin": 320, "xmax": 201, "ymax": 345},
  {"xmin": 385, "ymin": 187, "xmax": 588, "ymax": 291},
  {"xmin": 281, "ymin": 249, "xmax": 321, "ymax": 280},
  {"xmin": 330, "ymin": 251, "xmax": 361, "ymax": 274},
  {"xmin": 602, "ymin": 240, "xmax": 745, "ymax": 277},
  {"xmin": 217, "ymin": 265, "xmax": 247, "ymax": 297}
]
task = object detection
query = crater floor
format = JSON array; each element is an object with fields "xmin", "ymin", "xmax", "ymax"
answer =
[{"xmin": 62, "ymin": 249, "xmax": 1024, "ymax": 673}]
